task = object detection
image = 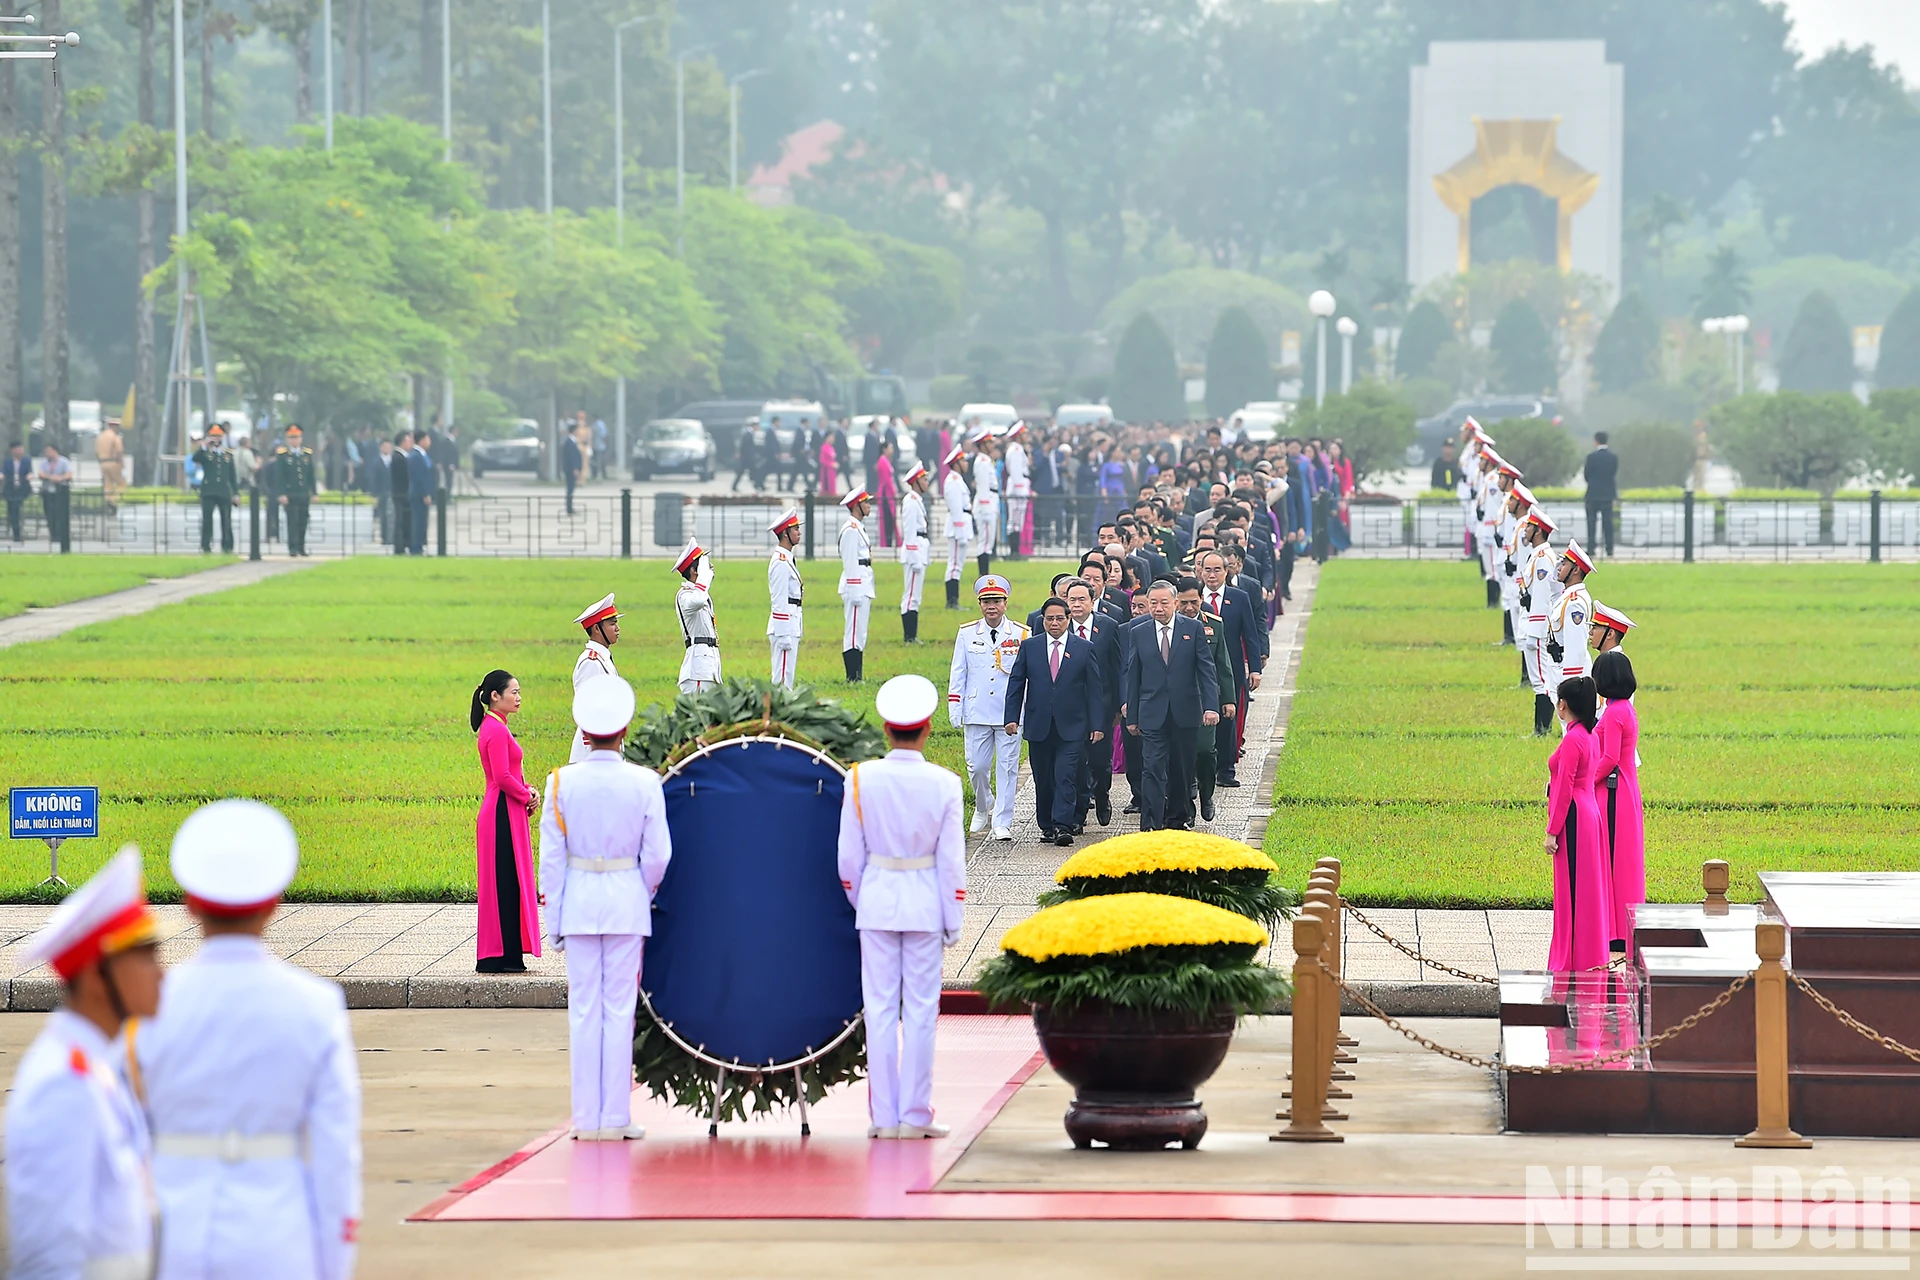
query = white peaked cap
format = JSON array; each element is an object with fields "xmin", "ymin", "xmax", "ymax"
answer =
[
  {"xmin": 875, "ymin": 674, "xmax": 939, "ymax": 730},
  {"xmin": 573, "ymin": 675, "xmax": 636, "ymax": 737},
  {"xmin": 171, "ymin": 799, "xmax": 299, "ymax": 914}
]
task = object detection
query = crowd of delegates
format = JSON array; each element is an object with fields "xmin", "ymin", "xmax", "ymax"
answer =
[{"xmin": 1454, "ymin": 418, "xmax": 1647, "ymax": 971}]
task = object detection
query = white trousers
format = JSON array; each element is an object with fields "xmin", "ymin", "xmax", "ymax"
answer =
[
  {"xmin": 842, "ymin": 596, "xmax": 871, "ymax": 651},
  {"xmin": 678, "ymin": 677, "xmax": 717, "ymax": 695},
  {"xmin": 770, "ymin": 638, "xmax": 799, "ymax": 688},
  {"xmin": 963, "ymin": 723, "xmax": 1021, "ymax": 830},
  {"xmin": 900, "ymin": 563, "xmax": 925, "ymax": 613},
  {"xmin": 1004, "ymin": 496, "xmax": 1028, "ymax": 550},
  {"xmin": 861, "ymin": 929, "xmax": 943, "ymax": 1130},
  {"xmin": 973, "ymin": 505, "xmax": 999, "ymax": 557},
  {"xmin": 564, "ymin": 933, "xmax": 643, "ymax": 1132},
  {"xmin": 1521, "ymin": 634, "xmax": 1551, "ymax": 696},
  {"xmin": 946, "ymin": 537, "xmax": 967, "ymax": 581}
]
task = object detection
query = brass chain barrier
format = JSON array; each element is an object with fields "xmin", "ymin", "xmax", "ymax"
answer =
[
  {"xmin": 1319, "ymin": 958, "xmax": 1751, "ymax": 1074},
  {"xmin": 1789, "ymin": 971, "xmax": 1920, "ymax": 1066},
  {"xmin": 1341, "ymin": 904, "xmax": 1624, "ymax": 987}
]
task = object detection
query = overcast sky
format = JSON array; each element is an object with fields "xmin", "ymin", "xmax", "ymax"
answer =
[{"xmin": 1781, "ymin": 0, "xmax": 1920, "ymax": 80}]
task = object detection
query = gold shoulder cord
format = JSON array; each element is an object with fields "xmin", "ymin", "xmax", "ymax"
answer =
[
  {"xmin": 546, "ymin": 769, "xmax": 567, "ymax": 837},
  {"xmin": 123, "ymin": 1017, "xmax": 146, "ymax": 1107},
  {"xmin": 849, "ymin": 763, "xmax": 863, "ymax": 823}
]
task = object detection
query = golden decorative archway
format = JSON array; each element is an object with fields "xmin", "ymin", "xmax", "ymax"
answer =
[{"xmin": 1432, "ymin": 118, "xmax": 1599, "ymax": 275}]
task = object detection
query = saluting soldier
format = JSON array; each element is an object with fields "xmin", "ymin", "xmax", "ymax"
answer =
[
  {"xmin": 969, "ymin": 429, "xmax": 1000, "ymax": 580},
  {"xmin": 1002, "ymin": 420, "xmax": 1031, "ymax": 559},
  {"xmin": 1517, "ymin": 507, "xmax": 1560, "ymax": 735},
  {"xmin": 1492, "ymin": 463, "xmax": 1524, "ymax": 645},
  {"xmin": 6, "ymin": 849, "xmax": 163, "ymax": 1280},
  {"xmin": 767, "ymin": 508, "xmax": 805, "ymax": 688},
  {"xmin": 1547, "ymin": 540, "xmax": 1596, "ymax": 698},
  {"xmin": 948, "ymin": 574, "xmax": 1027, "ymax": 840},
  {"xmin": 192, "ymin": 423, "xmax": 240, "ymax": 553},
  {"xmin": 1497, "ymin": 479, "xmax": 1533, "ymax": 655},
  {"xmin": 839, "ymin": 488, "xmax": 876, "ymax": 683},
  {"xmin": 139, "ymin": 800, "xmax": 362, "ymax": 1280},
  {"xmin": 940, "ymin": 445, "xmax": 974, "ymax": 610},
  {"xmin": 571, "ymin": 593, "xmax": 621, "ymax": 762},
  {"xmin": 837, "ymin": 675, "xmax": 967, "ymax": 1139},
  {"xmin": 672, "ymin": 538, "xmax": 721, "ymax": 694},
  {"xmin": 898, "ymin": 462, "xmax": 931, "ymax": 642},
  {"xmin": 273, "ymin": 424, "xmax": 319, "ymax": 557}
]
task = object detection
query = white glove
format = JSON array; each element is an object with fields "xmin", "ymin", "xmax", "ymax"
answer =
[
  {"xmin": 942, "ymin": 927, "xmax": 961, "ymax": 948},
  {"xmin": 548, "ymin": 933, "xmax": 566, "ymax": 953}
]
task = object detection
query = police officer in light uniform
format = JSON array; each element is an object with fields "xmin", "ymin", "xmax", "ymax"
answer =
[
  {"xmin": 1589, "ymin": 601, "xmax": 1634, "ymax": 661},
  {"xmin": 767, "ymin": 508, "xmax": 805, "ymax": 688},
  {"xmin": 1474, "ymin": 448, "xmax": 1506, "ymax": 607},
  {"xmin": 940, "ymin": 445, "xmax": 974, "ymax": 610},
  {"xmin": 837, "ymin": 674, "xmax": 967, "ymax": 1140},
  {"xmin": 7, "ymin": 849, "xmax": 162, "ymax": 1280},
  {"xmin": 571, "ymin": 592, "xmax": 621, "ymax": 762},
  {"xmin": 948, "ymin": 574, "xmax": 1027, "ymax": 840},
  {"xmin": 1547, "ymin": 540, "xmax": 1596, "ymax": 697},
  {"xmin": 1517, "ymin": 507, "xmax": 1560, "ymax": 735},
  {"xmin": 540, "ymin": 676, "xmax": 673, "ymax": 1141},
  {"xmin": 898, "ymin": 462, "xmax": 931, "ymax": 642},
  {"xmin": 969, "ymin": 430, "xmax": 1001, "ymax": 580},
  {"xmin": 140, "ymin": 800, "xmax": 362, "ymax": 1280},
  {"xmin": 673, "ymin": 538, "xmax": 721, "ymax": 694},
  {"xmin": 1002, "ymin": 420, "xmax": 1030, "ymax": 559},
  {"xmin": 839, "ymin": 488, "xmax": 876, "ymax": 683},
  {"xmin": 1497, "ymin": 479, "xmax": 1533, "ymax": 650}
]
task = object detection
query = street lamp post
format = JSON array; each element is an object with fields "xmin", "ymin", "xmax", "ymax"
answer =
[
  {"xmin": 674, "ymin": 44, "xmax": 710, "ymax": 257},
  {"xmin": 1308, "ymin": 290, "xmax": 1336, "ymax": 409},
  {"xmin": 612, "ymin": 14, "xmax": 663, "ymax": 471},
  {"xmin": 322, "ymin": 0, "xmax": 333, "ymax": 149},
  {"xmin": 1336, "ymin": 315, "xmax": 1359, "ymax": 396},
  {"xmin": 729, "ymin": 68, "xmax": 768, "ymax": 192}
]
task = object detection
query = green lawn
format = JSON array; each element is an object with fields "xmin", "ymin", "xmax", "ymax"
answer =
[
  {"xmin": 0, "ymin": 555, "xmax": 230, "ymax": 619},
  {"xmin": 0, "ymin": 556, "xmax": 1077, "ymax": 900},
  {"xmin": 1265, "ymin": 561, "xmax": 1920, "ymax": 907}
]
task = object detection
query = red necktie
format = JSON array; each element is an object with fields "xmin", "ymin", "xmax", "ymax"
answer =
[{"xmin": 1210, "ymin": 592, "xmax": 1220, "ymax": 615}]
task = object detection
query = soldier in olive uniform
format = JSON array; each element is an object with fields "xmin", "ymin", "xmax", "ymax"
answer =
[
  {"xmin": 273, "ymin": 424, "xmax": 319, "ymax": 557},
  {"xmin": 192, "ymin": 424, "xmax": 239, "ymax": 553}
]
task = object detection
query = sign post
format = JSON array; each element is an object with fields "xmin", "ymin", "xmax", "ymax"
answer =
[{"xmin": 9, "ymin": 787, "xmax": 100, "ymax": 887}]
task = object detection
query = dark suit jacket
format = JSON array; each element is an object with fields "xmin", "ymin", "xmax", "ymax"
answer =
[
  {"xmin": 407, "ymin": 448, "xmax": 435, "ymax": 498},
  {"xmin": 389, "ymin": 449, "xmax": 411, "ymax": 498},
  {"xmin": 1122, "ymin": 614, "xmax": 1219, "ymax": 731},
  {"xmin": 1200, "ymin": 584, "xmax": 1262, "ymax": 691},
  {"xmin": 1, "ymin": 455, "xmax": 30, "ymax": 499},
  {"xmin": 1064, "ymin": 613, "xmax": 1123, "ymax": 726},
  {"xmin": 1234, "ymin": 573, "xmax": 1270, "ymax": 654},
  {"xmin": 1100, "ymin": 588, "xmax": 1131, "ymax": 623},
  {"xmin": 1005, "ymin": 631, "xmax": 1101, "ymax": 743},
  {"xmin": 1584, "ymin": 447, "xmax": 1619, "ymax": 503},
  {"xmin": 365, "ymin": 453, "xmax": 391, "ymax": 497}
]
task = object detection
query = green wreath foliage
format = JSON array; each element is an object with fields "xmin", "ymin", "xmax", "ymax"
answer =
[
  {"xmin": 624, "ymin": 676, "xmax": 883, "ymax": 1119},
  {"xmin": 976, "ymin": 942, "xmax": 1290, "ymax": 1016},
  {"xmin": 1038, "ymin": 867, "xmax": 1297, "ymax": 933}
]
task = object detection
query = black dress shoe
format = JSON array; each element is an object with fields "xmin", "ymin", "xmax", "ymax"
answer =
[
  {"xmin": 1070, "ymin": 824, "xmax": 1085, "ymax": 836},
  {"xmin": 1055, "ymin": 833, "xmax": 1073, "ymax": 846},
  {"xmin": 1123, "ymin": 802, "xmax": 1139, "ymax": 815},
  {"xmin": 1096, "ymin": 798, "xmax": 1112, "ymax": 826},
  {"xmin": 1218, "ymin": 778, "xmax": 1241, "ymax": 788},
  {"xmin": 1038, "ymin": 828, "xmax": 1056, "ymax": 842},
  {"xmin": 1200, "ymin": 794, "xmax": 1215, "ymax": 821}
]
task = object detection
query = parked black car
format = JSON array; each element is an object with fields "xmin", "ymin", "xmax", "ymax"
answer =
[
  {"xmin": 470, "ymin": 420, "xmax": 544, "ymax": 477},
  {"xmin": 630, "ymin": 418, "xmax": 717, "ymax": 481},
  {"xmin": 1413, "ymin": 396, "xmax": 1560, "ymax": 463}
]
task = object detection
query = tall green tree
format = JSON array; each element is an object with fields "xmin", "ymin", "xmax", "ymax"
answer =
[
  {"xmin": 1591, "ymin": 292, "xmax": 1660, "ymax": 392},
  {"xmin": 1865, "ymin": 388, "xmax": 1920, "ymax": 486},
  {"xmin": 838, "ymin": 230, "xmax": 963, "ymax": 371},
  {"xmin": 1489, "ymin": 297, "xmax": 1556, "ymax": 395},
  {"xmin": 1287, "ymin": 381, "xmax": 1412, "ymax": 485},
  {"xmin": 1710, "ymin": 391, "xmax": 1869, "ymax": 497},
  {"xmin": 1691, "ymin": 247, "xmax": 1751, "ymax": 323},
  {"xmin": 1491, "ymin": 417, "xmax": 1582, "ymax": 487},
  {"xmin": 1203, "ymin": 306, "xmax": 1271, "ymax": 415},
  {"xmin": 1109, "ymin": 313, "xmax": 1182, "ymax": 423},
  {"xmin": 1394, "ymin": 300, "xmax": 1450, "ymax": 380},
  {"xmin": 1873, "ymin": 287, "xmax": 1920, "ymax": 391},
  {"xmin": 1777, "ymin": 289, "xmax": 1854, "ymax": 394}
]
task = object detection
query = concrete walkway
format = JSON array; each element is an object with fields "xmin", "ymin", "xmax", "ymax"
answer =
[{"xmin": 0, "ymin": 557, "xmax": 316, "ymax": 649}]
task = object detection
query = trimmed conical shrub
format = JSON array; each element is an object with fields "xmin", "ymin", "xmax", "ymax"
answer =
[
  {"xmin": 1110, "ymin": 312, "xmax": 1185, "ymax": 423},
  {"xmin": 1203, "ymin": 306, "xmax": 1272, "ymax": 415},
  {"xmin": 1778, "ymin": 290, "xmax": 1854, "ymax": 394}
]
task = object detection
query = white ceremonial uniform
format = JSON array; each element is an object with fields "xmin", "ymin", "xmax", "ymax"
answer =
[
  {"xmin": 899, "ymin": 489, "xmax": 929, "ymax": 614},
  {"xmin": 836, "ymin": 748, "xmax": 967, "ymax": 1131},
  {"xmin": 675, "ymin": 581, "xmax": 722, "ymax": 693},
  {"xmin": 1475, "ymin": 474, "xmax": 1500, "ymax": 583},
  {"xmin": 970, "ymin": 453, "xmax": 1000, "ymax": 557},
  {"xmin": 138, "ymin": 935, "xmax": 362, "ymax": 1280},
  {"xmin": 570, "ymin": 641, "xmax": 618, "ymax": 762},
  {"xmin": 1497, "ymin": 506, "xmax": 1522, "ymax": 626},
  {"xmin": 540, "ymin": 751, "xmax": 672, "ymax": 1134},
  {"xmin": 1548, "ymin": 580, "xmax": 1593, "ymax": 693},
  {"xmin": 840, "ymin": 516, "xmax": 875, "ymax": 653},
  {"xmin": 767, "ymin": 546, "xmax": 804, "ymax": 688},
  {"xmin": 1003, "ymin": 440, "xmax": 1030, "ymax": 552},
  {"xmin": 948, "ymin": 617, "xmax": 1028, "ymax": 832},
  {"xmin": 1519, "ymin": 540, "xmax": 1560, "ymax": 697},
  {"xmin": 942, "ymin": 471, "xmax": 974, "ymax": 582},
  {"xmin": 6, "ymin": 1010, "xmax": 155, "ymax": 1280}
]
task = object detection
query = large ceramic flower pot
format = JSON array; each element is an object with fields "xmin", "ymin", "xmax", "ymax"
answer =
[{"xmin": 1032, "ymin": 1002, "xmax": 1237, "ymax": 1150}]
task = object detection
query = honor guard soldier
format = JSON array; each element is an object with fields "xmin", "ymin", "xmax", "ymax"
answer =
[
  {"xmin": 6, "ymin": 849, "xmax": 162, "ymax": 1280},
  {"xmin": 837, "ymin": 675, "xmax": 967, "ymax": 1139},
  {"xmin": 192, "ymin": 423, "xmax": 239, "ymax": 553},
  {"xmin": 898, "ymin": 462, "xmax": 931, "ymax": 642},
  {"xmin": 673, "ymin": 539, "xmax": 721, "ymax": 694},
  {"xmin": 948, "ymin": 574, "xmax": 1027, "ymax": 840},
  {"xmin": 969, "ymin": 429, "xmax": 1001, "ymax": 579},
  {"xmin": 138, "ymin": 800, "xmax": 363, "ymax": 1280},
  {"xmin": 1518, "ymin": 507, "xmax": 1560, "ymax": 735},
  {"xmin": 540, "ymin": 676, "xmax": 673, "ymax": 1141},
  {"xmin": 571, "ymin": 593, "xmax": 621, "ymax": 762},
  {"xmin": 273, "ymin": 424, "xmax": 319, "ymax": 557},
  {"xmin": 1001, "ymin": 420, "xmax": 1030, "ymax": 559},
  {"xmin": 1492, "ymin": 463, "xmax": 1524, "ymax": 645},
  {"xmin": 839, "ymin": 488, "xmax": 876, "ymax": 683},
  {"xmin": 1474, "ymin": 448, "xmax": 1506, "ymax": 607},
  {"xmin": 1589, "ymin": 601, "xmax": 1634, "ymax": 660},
  {"xmin": 940, "ymin": 444, "xmax": 974, "ymax": 610},
  {"xmin": 1547, "ymin": 540, "xmax": 1596, "ymax": 695},
  {"xmin": 767, "ymin": 508, "xmax": 805, "ymax": 688}
]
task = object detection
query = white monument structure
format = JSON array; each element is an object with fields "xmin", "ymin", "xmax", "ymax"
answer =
[{"xmin": 1407, "ymin": 41, "xmax": 1624, "ymax": 300}]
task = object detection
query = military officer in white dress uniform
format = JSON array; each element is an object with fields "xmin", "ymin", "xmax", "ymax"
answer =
[
  {"xmin": 139, "ymin": 800, "xmax": 362, "ymax": 1280},
  {"xmin": 1517, "ymin": 507, "xmax": 1561, "ymax": 735},
  {"xmin": 540, "ymin": 676, "xmax": 673, "ymax": 1141},
  {"xmin": 1001, "ymin": 420, "xmax": 1030, "ymax": 559},
  {"xmin": 948, "ymin": 574, "xmax": 1027, "ymax": 840},
  {"xmin": 838, "ymin": 487, "xmax": 876, "ymax": 683},
  {"xmin": 837, "ymin": 675, "xmax": 967, "ymax": 1139},
  {"xmin": 672, "ymin": 538, "xmax": 722, "ymax": 694},
  {"xmin": 1589, "ymin": 600, "xmax": 1634, "ymax": 661},
  {"xmin": 1547, "ymin": 540, "xmax": 1596, "ymax": 700},
  {"xmin": 940, "ymin": 445, "xmax": 974, "ymax": 610},
  {"xmin": 898, "ymin": 462, "xmax": 931, "ymax": 642},
  {"xmin": 571, "ymin": 592, "xmax": 621, "ymax": 762},
  {"xmin": 6, "ymin": 849, "xmax": 162, "ymax": 1280},
  {"xmin": 1491, "ymin": 465, "xmax": 1524, "ymax": 646},
  {"xmin": 767, "ymin": 508, "xmax": 805, "ymax": 688},
  {"xmin": 969, "ymin": 429, "xmax": 1001, "ymax": 580}
]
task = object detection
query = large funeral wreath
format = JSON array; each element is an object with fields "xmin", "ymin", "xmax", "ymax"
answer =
[{"xmin": 623, "ymin": 676, "xmax": 884, "ymax": 1122}]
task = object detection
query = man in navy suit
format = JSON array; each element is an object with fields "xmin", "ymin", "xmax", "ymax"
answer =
[
  {"xmin": 1063, "ymin": 579, "xmax": 1122, "ymax": 828},
  {"xmin": 3, "ymin": 441, "xmax": 32, "ymax": 541},
  {"xmin": 1121, "ymin": 580, "xmax": 1219, "ymax": 831},
  {"xmin": 1197, "ymin": 551, "xmax": 1262, "ymax": 786},
  {"xmin": 407, "ymin": 434, "xmax": 435, "ymax": 555},
  {"xmin": 1004, "ymin": 597, "xmax": 1104, "ymax": 844}
]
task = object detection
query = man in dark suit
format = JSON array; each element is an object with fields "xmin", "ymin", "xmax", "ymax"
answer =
[
  {"xmin": 408, "ymin": 434, "xmax": 435, "ymax": 554},
  {"xmin": 1584, "ymin": 431, "xmax": 1618, "ymax": 556},
  {"xmin": 1004, "ymin": 596, "xmax": 1104, "ymax": 844},
  {"xmin": 3, "ymin": 442, "xmax": 32, "ymax": 541},
  {"xmin": 1025, "ymin": 574, "xmax": 1078, "ymax": 631},
  {"xmin": 1063, "ymin": 579, "xmax": 1122, "ymax": 827},
  {"xmin": 1197, "ymin": 551, "xmax": 1262, "ymax": 785},
  {"xmin": 389, "ymin": 430, "xmax": 413, "ymax": 553},
  {"xmin": 1121, "ymin": 580, "xmax": 1219, "ymax": 831}
]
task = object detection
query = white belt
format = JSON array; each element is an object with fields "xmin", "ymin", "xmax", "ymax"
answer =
[
  {"xmin": 568, "ymin": 856, "xmax": 638, "ymax": 873},
  {"xmin": 155, "ymin": 1131, "xmax": 300, "ymax": 1162},
  {"xmin": 871, "ymin": 855, "xmax": 935, "ymax": 871},
  {"xmin": 83, "ymin": 1253, "xmax": 154, "ymax": 1280}
]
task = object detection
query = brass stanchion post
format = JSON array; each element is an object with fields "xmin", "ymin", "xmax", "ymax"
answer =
[
  {"xmin": 1735, "ymin": 921, "xmax": 1810, "ymax": 1149},
  {"xmin": 1316, "ymin": 857, "xmax": 1358, "ymax": 1054},
  {"xmin": 1271, "ymin": 911, "xmax": 1342, "ymax": 1143},
  {"xmin": 1305, "ymin": 886, "xmax": 1353, "ymax": 1092},
  {"xmin": 1702, "ymin": 859, "xmax": 1731, "ymax": 915}
]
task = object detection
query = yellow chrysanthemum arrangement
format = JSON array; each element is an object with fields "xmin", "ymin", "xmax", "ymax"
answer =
[
  {"xmin": 1037, "ymin": 831, "xmax": 1296, "ymax": 932},
  {"xmin": 977, "ymin": 893, "xmax": 1289, "ymax": 1015}
]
